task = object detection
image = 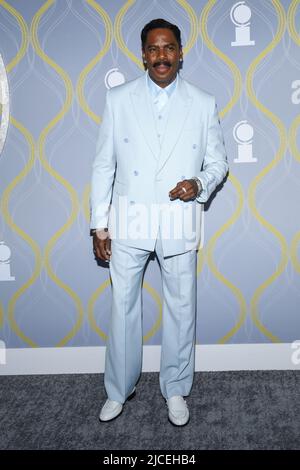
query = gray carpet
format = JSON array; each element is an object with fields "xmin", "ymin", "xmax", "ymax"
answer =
[{"xmin": 0, "ymin": 371, "xmax": 299, "ymax": 450}]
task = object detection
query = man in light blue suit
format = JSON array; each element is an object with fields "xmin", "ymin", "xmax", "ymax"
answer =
[{"xmin": 91, "ymin": 19, "xmax": 228, "ymax": 426}]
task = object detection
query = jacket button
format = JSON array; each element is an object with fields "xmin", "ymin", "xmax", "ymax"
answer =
[
  {"xmin": 192, "ymin": 144, "xmax": 197, "ymax": 149},
  {"xmin": 124, "ymin": 138, "xmax": 129, "ymax": 143},
  {"xmin": 133, "ymin": 170, "xmax": 139, "ymax": 176}
]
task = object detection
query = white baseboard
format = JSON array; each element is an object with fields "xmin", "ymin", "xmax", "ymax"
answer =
[{"xmin": 1, "ymin": 343, "xmax": 300, "ymax": 375}]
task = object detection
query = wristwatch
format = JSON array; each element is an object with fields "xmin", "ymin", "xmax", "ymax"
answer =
[{"xmin": 191, "ymin": 177, "xmax": 203, "ymax": 197}]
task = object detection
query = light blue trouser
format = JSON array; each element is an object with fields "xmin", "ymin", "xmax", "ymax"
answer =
[{"xmin": 104, "ymin": 233, "xmax": 197, "ymax": 403}]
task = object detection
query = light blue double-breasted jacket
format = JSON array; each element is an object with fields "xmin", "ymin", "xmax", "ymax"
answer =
[{"xmin": 90, "ymin": 73, "xmax": 228, "ymax": 256}]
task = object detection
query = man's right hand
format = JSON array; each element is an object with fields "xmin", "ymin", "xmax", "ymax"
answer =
[{"xmin": 93, "ymin": 229, "xmax": 111, "ymax": 261}]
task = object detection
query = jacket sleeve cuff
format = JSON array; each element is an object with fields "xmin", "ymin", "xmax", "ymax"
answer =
[{"xmin": 196, "ymin": 175, "xmax": 209, "ymax": 203}]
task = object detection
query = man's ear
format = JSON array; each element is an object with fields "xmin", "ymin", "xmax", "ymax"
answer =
[
  {"xmin": 179, "ymin": 49, "xmax": 183, "ymax": 70},
  {"xmin": 142, "ymin": 51, "xmax": 147, "ymax": 70}
]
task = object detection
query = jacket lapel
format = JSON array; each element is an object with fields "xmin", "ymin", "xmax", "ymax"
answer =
[
  {"xmin": 156, "ymin": 77, "xmax": 192, "ymax": 174},
  {"xmin": 130, "ymin": 74, "xmax": 160, "ymax": 160}
]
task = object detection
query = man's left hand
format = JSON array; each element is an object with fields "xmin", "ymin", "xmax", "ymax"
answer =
[{"xmin": 169, "ymin": 179, "xmax": 200, "ymax": 201}]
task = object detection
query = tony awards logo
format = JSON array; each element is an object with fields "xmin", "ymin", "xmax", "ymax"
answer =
[
  {"xmin": 233, "ymin": 121, "xmax": 257, "ymax": 163},
  {"xmin": 230, "ymin": 1, "xmax": 255, "ymax": 47}
]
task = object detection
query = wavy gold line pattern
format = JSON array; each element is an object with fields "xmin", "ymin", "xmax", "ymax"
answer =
[
  {"xmin": 175, "ymin": 0, "xmax": 198, "ymax": 55},
  {"xmin": 77, "ymin": 2, "xmax": 113, "ymax": 340},
  {"xmin": 0, "ymin": 1, "xmax": 42, "ymax": 346},
  {"xmin": 76, "ymin": 0, "xmax": 113, "ymax": 260},
  {"xmin": 200, "ymin": 0, "xmax": 243, "ymax": 119},
  {"xmin": 0, "ymin": 0, "xmax": 28, "ymax": 73},
  {"xmin": 79, "ymin": 2, "xmax": 113, "ymax": 341},
  {"xmin": 114, "ymin": 0, "xmax": 143, "ymax": 70},
  {"xmin": 200, "ymin": 0, "xmax": 246, "ymax": 342},
  {"xmin": 3, "ymin": 118, "xmax": 42, "ymax": 347},
  {"xmin": 247, "ymin": 0, "xmax": 288, "ymax": 343},
  {"xmin": 287, "ymin": 0, "xmax": 300, "ymax": 46},
  {"xmin": 76, "ymin": 0, "xmax": 113, "ymax": 125},
  {"xmin": 288, "ymin": 0, "xmax": 300, "ymax": 275},
  {"xmin": 206, "ymin": 175, "xmax": 247, "ymax": 344},
  {"xmin": 31, "ymin": 0, "xmax": 84, "ymax": 347}
]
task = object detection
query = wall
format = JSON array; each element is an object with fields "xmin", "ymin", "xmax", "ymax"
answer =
[{"xmin": 0, "ymin": 1, "xmax": 300, "ymax": 372}]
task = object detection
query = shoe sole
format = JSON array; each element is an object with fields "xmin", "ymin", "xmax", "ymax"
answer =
[
  {"xmin": 99, "ymin": 388, "xmax": 136, "ymax": 423},
  {"xmin": 168, "ymin": 415, "xmax": 190, "ymax": 427}
]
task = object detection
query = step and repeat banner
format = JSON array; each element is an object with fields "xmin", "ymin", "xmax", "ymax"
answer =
[{"xmin": 0, "ymin": 0, "xmax": 300, "ymax": 357}]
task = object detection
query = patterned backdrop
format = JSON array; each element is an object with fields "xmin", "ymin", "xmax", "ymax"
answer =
[{"xmin": 0, "ymin": 0, "xmax": 300, "ymax": 352}]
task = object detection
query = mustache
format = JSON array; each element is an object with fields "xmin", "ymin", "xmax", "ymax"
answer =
[{"xmin": 153, "ymin": 61, "xmax": 172, "ymax": 68}]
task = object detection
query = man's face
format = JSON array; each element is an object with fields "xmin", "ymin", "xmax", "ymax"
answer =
[{"xmin": 142, "ymin": 28, "xmax": 182, "ymax": 88}]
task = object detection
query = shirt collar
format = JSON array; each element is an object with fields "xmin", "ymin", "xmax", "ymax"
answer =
[{"xmin": 146, "ymin": 71, "xmax": 178, "ymax": 98}]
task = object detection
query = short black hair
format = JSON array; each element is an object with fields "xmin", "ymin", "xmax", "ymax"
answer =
[{"xmin": 141, "ymin": 18, "xmax": 182, "ymax": 50}]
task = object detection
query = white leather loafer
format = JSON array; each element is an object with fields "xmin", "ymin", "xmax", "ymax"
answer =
[
  {"xmin": 99, "ymin": 387, "xmax": 136, "ymax": 422},
  {"xmin": 166, "ymin": 395, "xmax": 190, "ymax": 426},
  {"xmin": 99, "ymin": 399, "xmax": 122, "ymax": 422}
]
